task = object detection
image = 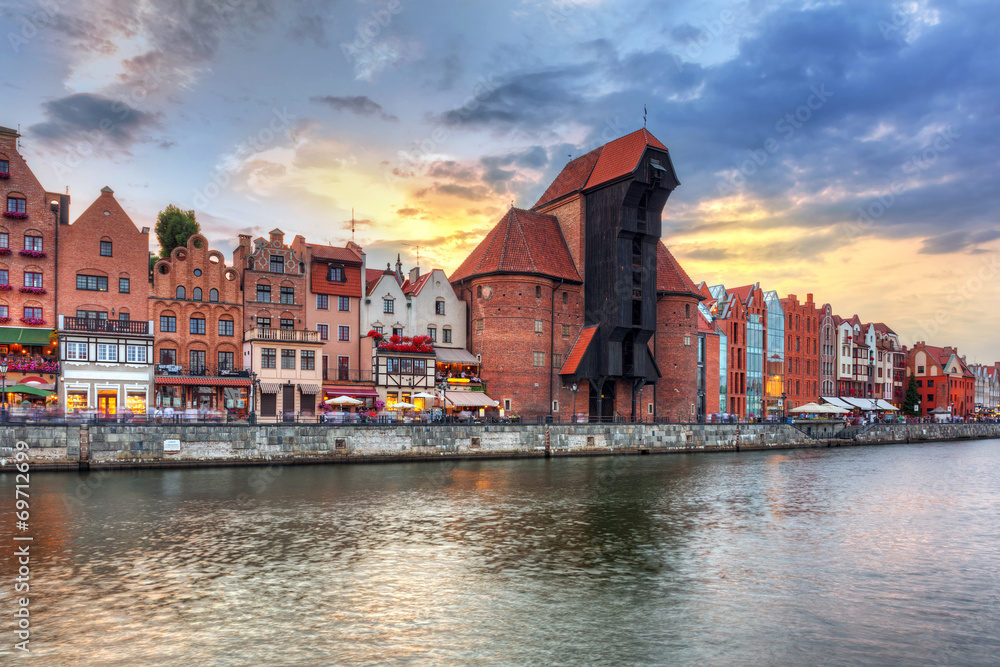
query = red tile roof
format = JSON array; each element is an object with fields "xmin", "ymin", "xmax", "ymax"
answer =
[
  {"xmin": 584, "ymin": 128, "xmax": 668, "ymax": 190},
  {"xmin": 697, "ymin": 311, "xmax": 715, "ymax": 334},
  {"xmin": 730, "ymin": 284, "xmax": 758, "ymax": 305},
  {"xmin": 401, "ymin": 272, "xmax": 432, "ymax": 295},
  {"xmin": 872, "ymin": 322, "xmax": 896, "ymax": 335},
  {"xmin": 560, "ymin": 325, "xmax": 598, "ymax": 375},
  {"xmin": 656, "ymin": 242, "xmax": 702, "ymax": 298},
  {"xmin": 307, "ymin": 243, "xmax": 363, "ymax": 264},
  {"xmin": 450, "ymin": 208, "xmax": 582, "ymax": 283},
  {"xmin": 532, "ymin": 128, "xmax": 668, "ymax": 209},
  {"xmin": 366, "ymin": 268, "xmax": 391, "ymax": 296}
]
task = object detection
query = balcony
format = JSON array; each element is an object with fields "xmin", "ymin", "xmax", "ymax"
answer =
[
  {"xmin": 155, "ymin": 364, "xmax": 250, "ymax": 378},
  {"xmin": 323, "ymin": 368, "xmax": 373, "ymax": 383},
  {"xmin": 2, "ymin": 354, "xmax": 59, "ymax": 374},
  {"xmin": 244, "ymin": 327, "xmax": 321, "ymax": 343},
  {"xmin": 62, "ymin": 317, "xmax": 150, "ymax": 335}
]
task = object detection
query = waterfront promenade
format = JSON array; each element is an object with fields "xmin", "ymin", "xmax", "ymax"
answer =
[{"xmin": 2, "ymin": 421, "xmax": 999, "ymax": 472}]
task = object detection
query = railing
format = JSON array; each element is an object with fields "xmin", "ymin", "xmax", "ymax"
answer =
[
  {"xmin": 155, "ymin": 364, "xmax": 251, "ymax": 378},
  {"xmin": 62, "ymin": 317, "xmax": 149, "ymax": 335},
  {"xmin": 244, "ymin": 327, "xmax": 320, "ymax": 342},
  {"xmin": 323, "ymin": 368, "xmax": 374, "ymax": 382}
]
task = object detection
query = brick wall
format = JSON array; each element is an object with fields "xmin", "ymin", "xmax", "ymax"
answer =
[
  {"xmin": 535, "ymin": 194, "xmax": 585, "ymax": 278},
  {"xmin": 653, "ymin": 294, "xmax": 699, "ymax": 421},
  {"xmin": 780, "ymin": 293, "xmax": 820, "ymax": 409}
]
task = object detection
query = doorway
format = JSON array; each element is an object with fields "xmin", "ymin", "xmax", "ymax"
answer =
[{"xmin": 97, "ymin": 390, "xmax": 117, "ymax": 415}]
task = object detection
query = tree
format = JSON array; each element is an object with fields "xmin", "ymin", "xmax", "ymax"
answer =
[
  {"xmin": 155, "ymin": 205, "xmax": 200, "ymax": 259},
  {"xmin": 902, "ymin": 375, "xmax": 921, "ymax": 416}
]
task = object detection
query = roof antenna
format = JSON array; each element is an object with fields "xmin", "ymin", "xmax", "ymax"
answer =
[
  {"xmin": 643, "ymin": 104, "xmax": 647, "ymax": 128},
  {"xmin": 351, "ymin": 207, "xmax": 355, "ymax": 243}
]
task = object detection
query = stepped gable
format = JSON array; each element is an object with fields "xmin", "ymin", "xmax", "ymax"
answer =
[
  {"xmin": 450, "ymin": 207, "xmax": 581, "ymax": 283},
  {"xmin": 532, "ymin": 128, "xmax": 669, "ymax": 209},
  {"xmin": 656, "ymin": 242, "xmax": 702, "ymax": 298}
]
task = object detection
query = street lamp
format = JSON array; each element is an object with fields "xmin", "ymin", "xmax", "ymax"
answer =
[
  {"xmin": 781, "ymin": 391, "xmax": 787, "ymax": 422},
  {"xmin": 437, "ymin": 380, "xmax": 448, "ymax": 423},
  {"xmin": 248, "ymin": 369, "xmax": 258, "ymax": 425},
  {"xmin": 570, "ymin": 383, "xmax": 578, "ymax": 423},
  {"xmin": 0, "ymin": 356, "xmax": 7, "ymax": 423}
]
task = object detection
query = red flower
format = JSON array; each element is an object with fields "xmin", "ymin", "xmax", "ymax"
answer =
[{"xmin": 2, "ymin": 211, "xmax": 28, "ymax": 220}]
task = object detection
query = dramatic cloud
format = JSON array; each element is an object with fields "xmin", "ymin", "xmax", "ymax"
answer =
[
  {"xmin": 311, "ymin": 95, "xmax": 399, "ymax": 122},
  {"xmin": 29, "ymin": 93, "xmax": 160, "ymax": 148}
]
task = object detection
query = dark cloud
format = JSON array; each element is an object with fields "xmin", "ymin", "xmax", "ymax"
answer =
[
  {"xmin": 415, "ymin": 183, "xmax": 492, "ymax": 201},
  {"xmin": 919, "ymin": 229, "xmax": 1000, "ymax": 255},
  {"xmin": 30, "ymin": 93, "xmax": 160, "ymax": 148},
  {"xmin": 396, "ymin": 207, "xmax": 423, "ymax": 217},
  {"xmin": 311, "ymin": 95, "xmax": 398, "ymax": 122}
]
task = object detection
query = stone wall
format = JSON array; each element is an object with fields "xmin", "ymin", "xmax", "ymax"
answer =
[{"xmin": 2, "ymin": 422, "xmax": 999, "ymax": 471}]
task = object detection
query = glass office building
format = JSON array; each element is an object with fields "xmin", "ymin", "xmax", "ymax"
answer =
[{"xmin": 763, "ymin": 290, "xmax": 785, "ymax": 418}]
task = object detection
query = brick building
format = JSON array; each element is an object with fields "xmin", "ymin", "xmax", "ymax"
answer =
[
  {"xmin": 817, "ymin": 303, "xmax": 837, "ymax": 397},
  {"xmin": 151, "ymin": 234, "xmax": 249, "ymax": 416},
  {"xmin": 651, "ymin": 242, "xmax": 702, "ymax": 421},
  {"xmin": 235, "ymin": 229, "xmax": 323, "ymax": 419},
  {"xmin": 907, "ymin": 342, "xmax": 975, "ymax": 419},
  {"xmin": 704, "ymin": 283, "xmax": 767, "ymax": 418},
  {"xmin": 56, "ymin": 186, "xmax": 154, "ymax": 414},
  {"xmin": 696, "ymin": 307, "xmax": 723, "ymax": 419},
  {"xmin": 780, "ymin": 293, "xmax": 820, "ymax": 410},
  {"xmin": 0, "ymin": 125, "xmax": 67, "ymax": 397}
]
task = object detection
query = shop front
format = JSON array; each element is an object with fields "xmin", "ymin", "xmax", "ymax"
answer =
[{"xmin": 155, "ymin": 376, "xmax": 251, "ymax": 419}]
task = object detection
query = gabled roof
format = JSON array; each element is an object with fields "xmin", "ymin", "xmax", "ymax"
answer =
[
  {"xmin": 307, "ymin": 243, "xmax": 363, "ymax": 264},
  {"xmin": 730, "ymin": 284, "xmax": 759, "ymax": 306},
  {"xmin": 450, "ymin": 207, "xmax": 581, "ymax": 283},
  {"xmin": 872, "ymin": 322, "xmax": 896, "ymax": 335},
  {"xmin": 560, "ymin": 325, "xmax": 598, "ymax": 376},
  {"xmin": 532, "ymin": 128, "xmax": 669, "ymax": 209},
  {"xmin": 697, "ymin": 310, "xmax": 716, "ymax": 334},
  {"xmin": 401, "ymin": 271, "xmax": 433, "ymax": 296},
  {"xmin": 656, "ymin": 242, "xmax": 702, "ymax": 298},
  {"xmin": 366, "ymin": 269, "xmax": 397, "ymax": 296}
]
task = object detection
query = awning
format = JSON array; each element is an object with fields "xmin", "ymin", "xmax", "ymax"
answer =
[
  {"xmin": 5, "ymin": 384, "xmax": 54, "ymax": 397},
  {"xmin": 876, "ymin": 399, "xmax": 899, "ymax": 411},
  {"xmin": 435, "ymin": 347, "xmax": 479, "ymax": 364},
  {"xmin": 820, "ymin": 396, "xmax": 854, "ymax": 409},
  {"xmin": 298, "ymin": 384, "xmax": 321, "ymax": 395},
  {"xmin": 260, "ymin": 383, "xmax": 282, "ymax": 393},
  {"xmin": 445, "ymin": 391, "xmax": 499, "ymax": 407},
  {"xmin": 155, "ymin": 376, "xmax": 251, "ymax": 387},
  {"xmin": 0, "ymin": 327, "xmax": 54, "ymax": 346},
  {"xmin": 560, "ymin": 325, "xmax": 598, "ymax": 377},
  {"xmin": 324, "ymin": 385, "xmax": 379, "ymax": 398}
]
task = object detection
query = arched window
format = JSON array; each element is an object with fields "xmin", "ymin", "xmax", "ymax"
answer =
[
  {"xmin": 476, "ymin": 285, "xmax": 482, "ymax": 298},
  {"xmin": 193, "ymin": 287, "xmax": 202, "ymax": 301},
  {"xmin": 209, "ymin": 288, "xmax": 219, "ymax": 302},
  {"xmin": 535, "ymin": 286, "xmax": 541, "ymax": 298},
  {"xmin": 435, "ymin": 298, "xmax": 445, "ymax": 315},
  {"xmin": 176, "ymin": 286, "xmax": 185, "ymax": 300}
]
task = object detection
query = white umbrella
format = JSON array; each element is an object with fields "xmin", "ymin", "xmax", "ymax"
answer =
[
  {"xmin": 790, "ymin": 402, "xmax": 825, "ymax": 413},
  {"xmin": 412, "ymin": 392, "xmax": 437, "ymax": 399},
  {"xmin": 325, "ymin": 396, "xmax": 362, "ymax": 405},
  {"xmin": 391, "ymin": 401, "xmax": 416, "ymax": 410}
]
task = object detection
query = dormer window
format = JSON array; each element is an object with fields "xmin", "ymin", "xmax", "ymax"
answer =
[
  {"xmin": 270, "ymin": 255, "xmax": 284, "ymax": 273},
  {"xmin": 328, "ymin": 265, "xmax": 345, "ymax": 282}
]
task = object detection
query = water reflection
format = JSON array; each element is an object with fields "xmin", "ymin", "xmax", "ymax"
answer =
[{"xmin": 1, "ymin": 441, "xmax": 999, "ymax": 665}]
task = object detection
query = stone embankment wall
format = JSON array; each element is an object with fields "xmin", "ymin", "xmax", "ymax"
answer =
[{"xmin": 1, "ymin": 422, "xmax": 998, "ymax": 471}]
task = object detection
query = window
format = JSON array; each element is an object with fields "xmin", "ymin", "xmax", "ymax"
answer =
[
  {"xmin": 533, "ymin": 351, "xmax": 545, "ymax": 367},
  {"xmin": 6, "ymin": 196, "xmax": 26, "ymax": 214},
  {"xmin": 100, "ymin": 240, "xmax": 112, "ymax": 257},
  {"xmin": 927, "ymin": 379, "xmax": 934, "ymax": 387},
  {"xmin": 270, "ymin": 255, "xmax": 284, "ymax": 273},
  {"xmin": 917, "ymin": 365, "xmax": 925, "ymax": 374},
  {"xmin": 927, "ymin": 394, "xmax": 934, "ymax": 403},
  {"xmin": 160, "ymin": 315, "xmax": 176, "ymax": 332},
  {"xmin": 159, "ymin": 349, "xmax": 177, "ymax": 365},
  {"xmin": 443, "ymin": 328, "xmax": 452, "ymax": 343},
  {"xmin": 190, "ymin": 317, "xmax": 206, "ymax": 335},
  {"xmin": 24, "ymin": 272, "xmax": 42, "ymax": 288},
  {"xmin": 281, "ymin": 349, "xmax": 296, "ymax": 369},
  {"xmin": 684, "ymin": 335, "xmax": 692, "ymax": 346},
  {"xmin": 209, "ymin": 289, "xmax": 219, "ymax": 302},
  {"xmin": 563, "ymin": 291, "xmax": 568, "ymax": 304},
  {"xmin": 0, "ymin": 159, "xmax": 7, "ymax": 175},
  {"xmin": 24, "ymin": 235, "xmax": 42, "ymax": 251},
  {"xmin": 193, "ymin": 287, "xmax": 202, "ymax": 301},
  {"xmin": 117, "ymin": 311, "xmax": 128, "ymax": 322},
  {"xmin": 686, "ymin": 303, "xmax": 690, "ymax": 318},
  {"xmin": 257, "ymin": 317, "xmax": 271, "ymax": 329},
  {"xmin": 0, "ymin": 233, "xmax": 7, "ymax": 249},
  {"xmin": 476, "ymin": 319, "xmax": 484, "ymax": 331},
  {"xmin": 318, "ymin": 324, "xmax": 329, "ymax": 340},
  {"xmin": 535, "ymin": 286, "xmax": 541, "ymax": 298},
  {"xmin": 338, "ymin": 326, "xmax": 350, "ymax": 342},
  {"xmin": 373, "ymin": 325, "xmax": 383, "ymax": 334},
  {"xmin": 476, "ymin": 285, "xmax": 482, "ymax": 298},
  {"xmin": 280, "ymin": 318, "xmax": 294, "ymax": 330},
  {"xmin": 24, "ymin": 307, "xmax": 41, "ymax": 319},
  {"xmin": 301, "ymin": 350, "xmax": 315, "ymax": 371},
  {"xmin": 562, "ymin": 324, "xmax": 570, "ymax": 336},
  {"xmin": 534, "ymin": 320, "xmax": 543, "ymax": 333},
  {"xmin": 0, "ymin": 270, "xmax": 6, "ymax": 286},
  {"xmin": 117, "ymin": 277, "xmax": 130, "ymax": 293},
  {"xmin": 435, "ymin": 299, "xmax": 445, "ymax": 315},
  {"xmin": 552, "ymin": 400, "xmax": 559, "ymax": 412},
  {"xmin": 553, "ymin": 353, "xmax": 563, "ymax": 368},
  {"xmin": 328, "ymin": 265, "xmax": 344, "ymax": 282},
  {"xmin": 427, "ymin": 327, "xmax": 436, "ymax": 342},
  {"xmin": 261, "ymin": 348, "xmax": 276, "ymax": 369},
  {"xmin": 256, "ymin": 284, "xmax": 271, "ymax": 302},
  {"xmin": 392, "ymin": 327, "xmax": 403, "ymax": 337},
  {"xmin": 383, "ymin": 298, "xmax": 394, "ymax": 314},
  {"xmin": 280, "ymin": 286, "xmax": 294, "ymax": 304},
  {"xmin": 338, "ymin": 296, "xmax": 350, "ymax": 312},
  {"xmin": 317, "ymin": 294, "xmax": 328, "ymax": 310},
  {"xmin": 218, "ymin": 351, "xmax": 234, "ymax": 371},
  {"xmin": 77, "ymin": 312, "xmax": 106, "ymax": 325},
  {"xmin": 126, "ymin": 345, "xmax": 146, "ymax": 363},
  {"xmin": 189, "ymin": 350, "xmax": 206, "ymax": 373},
  {"xmin": 917, "ymin": 380, "xmax": 923, "ymax": 387},
  {"xmin": 66, "ymin": 342, "xmax": 88, "ymax": 361},
  {"xmin": 387, "ymin": 358, "xmax": 399, "ymax": 373},
  {"xmin": 503, "ymin": 398, "xmax": 512, "ymax": 411},
  {"xmin": 76, "ymin": 274, "xmax": 108, "ymax": 291},
  {"xmin": 97, "ymin": 343, "xmax": 118, "ymax": 362},
  {"xmin": 218, "ymin": 319, "xmax": 234, "ymax": 337}
]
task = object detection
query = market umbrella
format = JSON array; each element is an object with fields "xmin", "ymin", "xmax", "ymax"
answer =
[
  {"xmin": 790, "ymin": 402, "xmax": 825, "ymax": 413},
  {"xmin": 325, "ymin": 396, "xmax": 363, "ymax": 405},
  {"xmin": 391, "ymin": 402, "xmax": 417, "ymax": 410},
  {"xmin": 412, "ymin": 392, "xmax": 437, "ymax": 399},
  {"xmin": 4, "ymin": 384, "xmax": 54, "ymax": 397}
]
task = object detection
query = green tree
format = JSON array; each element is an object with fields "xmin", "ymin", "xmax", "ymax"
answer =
[
  {"xmin": 155, "ymin": 205, "xmax": 200, "ymax": 259},
  {"xmin": 902, "ymin": 375, "xmax": 921, "ymax": 416}
]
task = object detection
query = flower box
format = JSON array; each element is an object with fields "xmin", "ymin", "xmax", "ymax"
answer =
[
  {"xmin": 0, "ymin": 248, "xmax": 10, "ymax": 255},
  {"xmin": 0, "ymin": 317, "xmax": 9, "ymax": 324},
  {"xmin": 20, "ymin": 317, "xmax": 47, "ymax": 326},
  {"xmin": 0, "ymin": 284, "xmax": 11, "ymax": 291},
  {"xmin": 3, "ymin": 211, "xmax": 28, "ymax": 220},
  {"xmin": 19, "ymin": 287, "xmax": 47, "ymax": 295},
  {"xmin": 0, "ymin": 172, "xmax": 9, "ymax": 179},
  {"xmin": 376, "ymin": 334, "xmax": 435, "ymax": 353},
  {"xmin": 19, "ymin": 249, "xmax": 46, "ymax": 258}
]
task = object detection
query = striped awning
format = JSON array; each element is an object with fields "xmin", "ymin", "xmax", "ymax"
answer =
[
  {"xmin": 260, "ymin": 383, "xmax": 282, "ymax": 393},
  {"xmin": 298, "ymin": 384, "xmax": 321, "ymax": 394},
  {"xmin": 445, "ymin": 391, "xmax": 499, "ymax": 407},
  {"xmin": 155, "ymin": 376, "xmax": 252, "ymax": 387}
]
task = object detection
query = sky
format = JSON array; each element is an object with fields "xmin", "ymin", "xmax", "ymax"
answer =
[{"xmin": 1, "ymin": 0, "xmax": 998, "ymax": 361}]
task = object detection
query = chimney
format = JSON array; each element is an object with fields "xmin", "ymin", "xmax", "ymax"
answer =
[
  {"xmin": 269, "ymin": 228, "xmax": 284, "ymax": 244},
  {"xmin": 788, "ymin": 293, "xmax": 797, "ymax": 302},
  {"xmin": 806, "ymin": 293, "xmax": 813, "ymax": 302},
  {"xmin": 409, "ymin": 266, "xmax": 420, "ymax": 284}
]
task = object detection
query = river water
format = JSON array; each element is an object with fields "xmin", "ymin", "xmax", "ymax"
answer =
[{"xmin": 2, "ymin": 440, "xmax": 999, "ymax": 665}]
